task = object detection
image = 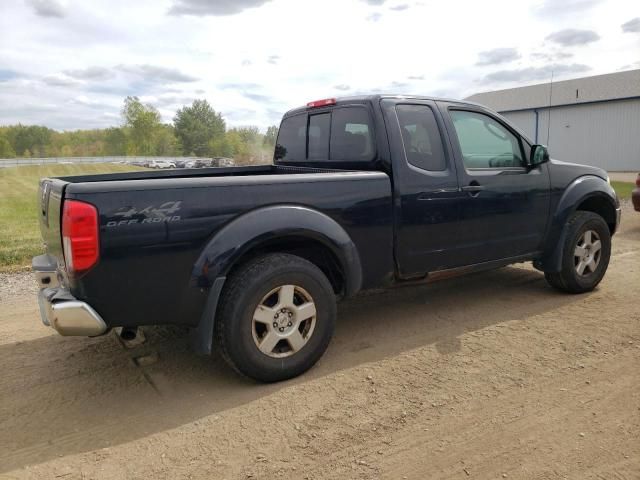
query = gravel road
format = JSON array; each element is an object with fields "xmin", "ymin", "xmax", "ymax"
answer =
[{"xmin": 1, "ymin": 203, "xmax": 638, "ymax": 479}]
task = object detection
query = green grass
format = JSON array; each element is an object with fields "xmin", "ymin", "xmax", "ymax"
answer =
[
  {"xmin": 611, "ymin": 181, "xmax": 635, "ymax": 200},
  {"xmin": 0, "ymin": 163, "xmax": 146, "ymax": 271}
]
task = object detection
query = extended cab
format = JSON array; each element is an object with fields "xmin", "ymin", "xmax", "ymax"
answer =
[{"xmin": 33, "ymin": 95, "xmax": 621, "ymax": 382}]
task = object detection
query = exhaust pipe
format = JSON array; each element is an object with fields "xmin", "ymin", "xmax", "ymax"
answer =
[{"xmin": 119, "ymin": 327, "xmax": 138, "ymax": 341}]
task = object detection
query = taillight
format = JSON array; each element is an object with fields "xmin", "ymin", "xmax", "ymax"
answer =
[
  {"xmin": 636, "ymin": 175, "xmax": 640, "ymax": 187},
  {"xmin": 62, "ymin": 200, "xmax": 99, "ymax": 274},
  {"xmin": 307, "ymin": 98, "xmax": 336, "ymax": 108}
]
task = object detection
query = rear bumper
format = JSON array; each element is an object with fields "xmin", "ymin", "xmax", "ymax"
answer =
[{"xmin": 33, "ymin": 254, "xmax": 107, "ymax": 336}]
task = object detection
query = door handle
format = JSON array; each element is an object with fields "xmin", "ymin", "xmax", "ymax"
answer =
[
  {"xmin": 417, "ymin": 187, "xmax": 460, "ymax": 200},
  {"xmin": 461, "ymin": 182, "xmax": 484, "ymax": 196}
]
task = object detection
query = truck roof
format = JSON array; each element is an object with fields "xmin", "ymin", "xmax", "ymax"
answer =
[{"xmin": 284, "ymin": 94, "xmax": 484, "ymax": 117}]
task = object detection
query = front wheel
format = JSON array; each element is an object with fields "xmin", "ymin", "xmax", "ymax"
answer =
[
  {"xmin": 544, "ymin": 211, "xmax": 611, "ymax": 294},
  {"xmin": 215, "ymin": 253, "xmax": 336, "ymax": 382}
]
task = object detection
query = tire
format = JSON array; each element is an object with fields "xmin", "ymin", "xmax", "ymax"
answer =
[
  {"xmin": 544, "ymin": 211, "xmax": 611, "ymax": 294},
  {"xmin": 215, "ymin": 253, "xmax": 336, "ymax": 382}
]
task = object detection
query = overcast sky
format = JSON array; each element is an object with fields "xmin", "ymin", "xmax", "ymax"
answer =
[{"xmin": 0, "ymin": 0, "xmax": 638, "ymax": 131}]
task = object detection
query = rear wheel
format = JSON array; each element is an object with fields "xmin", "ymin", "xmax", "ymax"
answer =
[
  {"xmin": 215, "ymin": 253, "xmax": 336, "ymax": 382},
  {"xmin": 544, "ymin": 211, "xmax": 611, "ymax": 294}
]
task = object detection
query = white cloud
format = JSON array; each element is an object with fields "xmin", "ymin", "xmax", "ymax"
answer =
[
  {"xmin": 168, "ymin": 0, "xmax": 273, "ymax": 16},
  {"xmin": 621, "ymin": 17, "xmax": 640, "ymax": 33},
  {"xmin": 476, "ymin": 48, "xmax": 521, "ymax": 66},
  {"xmin": 532, "ymin": 0, "xmax": 602, "ymax": 17},
  {"xmin": 64, "ymin": 66, "xmax": 114, "ymax": 81},
  {"xmin": 26, "ymin": 0, "xmax": 67, "ymax": 18},
  {"xmin": 42, "ymin": 73, "xmax": 82, "ymax": 87},
  {"xmin": 0, "ymin": 0, "xmax": 638, "ymax": 130},
  {"xmin": 115, "ymin": 64, "xmax": 199, "ymax": 83},
  {"xmin": 483, "ymin": 63, "xmax": 591, "ymax": 83},
  {"xmin": 545, "ymin": 28, "xmax": 601, "ymax": 46},
  {"xmin": 69, "ymin": 95, "xmax": 106, "ymax": 107}
]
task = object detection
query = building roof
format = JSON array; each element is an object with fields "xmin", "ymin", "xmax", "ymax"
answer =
[{"xmin": 465, "ymin": 69, "xmax": 640, "ymax": 112}]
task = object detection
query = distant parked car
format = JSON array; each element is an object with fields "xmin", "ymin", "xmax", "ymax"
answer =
[
  {"xmin": 211, "ymin": 157, "xmax": 235, "ymax": 167},
  {"xmin": 194, "ymin": 159, "xmax": 211, "ymax": 168},
  {"xmin": 174, "ymin": 160, "xmax": 187, "ymax": 168},
  {"xmin": 632, "ymin": 173, "xmax": 640, "ymax": 212},
  {"xmin": 148, "ymin": 160, "xmax": 176, "ymax": 169},
  {"xmin": 184, "ymin": 160, "xmax": 197, "ymax": 168}
]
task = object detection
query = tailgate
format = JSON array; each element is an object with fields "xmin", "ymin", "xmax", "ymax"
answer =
[{"xmin": 38, "ymin": 178, "xmax": 68, "ymax": 266}]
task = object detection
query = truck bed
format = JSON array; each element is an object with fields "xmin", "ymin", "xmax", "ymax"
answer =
[
  {"xmin": 39, "ymin": 165, "xmax": 394, "ymax": 330},
  {"xmin": 55, "ymin": 164, "xmax": 347, "ymax": 183}
]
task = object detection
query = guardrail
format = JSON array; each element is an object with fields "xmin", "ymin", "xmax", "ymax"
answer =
[{"xmin": 0, "ymin": 156, "xmax": 202, "ymax": 168}]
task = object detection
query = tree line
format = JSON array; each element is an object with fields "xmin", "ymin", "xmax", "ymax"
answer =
[{"xmin": 0, "ymin": 97, "xmax": 279, "ymax": 165}]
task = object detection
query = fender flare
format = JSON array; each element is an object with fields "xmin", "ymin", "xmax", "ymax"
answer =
[
  {"xmin": 190, "ymin": 205, "xmax": 363, "ymax": 354},
  {"xmin": 192, "ymin": 204, "xmax": 363, "ymax": 294},
  {"xmin": 539, "ymin": 175, "xmax": 617, "ymax": 272}
]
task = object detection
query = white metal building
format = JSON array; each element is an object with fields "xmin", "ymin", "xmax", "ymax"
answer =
[{"xmin": 466, "ymin": 69, "xmax": 640, "ymax": 171}]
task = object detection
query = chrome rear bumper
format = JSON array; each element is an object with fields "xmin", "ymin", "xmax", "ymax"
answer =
[{"xmin": 33, "ymin": 254, "xmax": 107, "ymax": 337}]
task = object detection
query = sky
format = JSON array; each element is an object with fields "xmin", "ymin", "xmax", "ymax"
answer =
[{"xmin": 0, "ymin": 0, "xmax": 638, "ymax": 131}]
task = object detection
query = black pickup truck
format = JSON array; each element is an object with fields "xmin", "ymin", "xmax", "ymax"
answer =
[{"xmin": 33, "ymin": 95, "xmax": 621, "ymax": 382}]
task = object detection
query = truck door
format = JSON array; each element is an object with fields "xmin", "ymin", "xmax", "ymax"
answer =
[
  {"xmin": 437, "ymin": 103, "xmax": 550, "ymax": 265},
  {"xmin": 381, "ymin": 99, "xmax": 464, "ymax": 276}
]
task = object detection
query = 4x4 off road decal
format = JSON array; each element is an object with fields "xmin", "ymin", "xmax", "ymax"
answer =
[{"xmin": 106, "ymin": 201, "xmax": 182, "ymax": 227}]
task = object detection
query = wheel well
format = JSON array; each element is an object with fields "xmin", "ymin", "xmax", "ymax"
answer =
[
  {"xmin": 576, "ymin": 196, "xmax": 616, "ymax": 233},
  {"xmin": 228, "ymin": 236, "xmax": 346, "ymax": 295}
]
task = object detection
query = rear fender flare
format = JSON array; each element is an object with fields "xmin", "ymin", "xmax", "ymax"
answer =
[
  {"xmin": 192, "ymin": 205, "xmax": 362, "ymax": 294},
  {"xmin": 190, "ymin": 205, "xmax": 362, "ymax": 354}
]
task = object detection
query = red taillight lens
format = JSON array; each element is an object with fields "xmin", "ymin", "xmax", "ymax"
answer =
[
  {"xmin": 636, "ymin": 175, "xmax": 640, "ymax": 187},
  {"xmin": 307, "ymin": 98, "xmax": 336, "ymax": 108},
  {"xmin": 62, "ymin": 200, "xmax": 99, "ymax": 274}
]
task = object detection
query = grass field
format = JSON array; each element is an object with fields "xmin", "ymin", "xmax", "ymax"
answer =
[
  {"xmin": 0, "ymin": 166, "xmax": 636, "ymax": 271},
  {"xmin": 610, "ymin": 181, "xmax": 635, "ymax": 201},
  {"xmin": 0, "ymin": 164, "xmax": 145, "ymax": 272}
]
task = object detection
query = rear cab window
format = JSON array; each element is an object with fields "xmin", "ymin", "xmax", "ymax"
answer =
[
  {"xmin": 275, "ymin": 105, "xmax": 375, "ymax": 165},
  {"xmin": 308, "ymin": 113, "xmax": 330, "ymax": 160},
  {"xmin": 330, "ymin": 107, "xmax": 375, "ymax": 162},
  {"xmin": 274, "ymin": 114, "xmax": 306, "ymax": 162}
]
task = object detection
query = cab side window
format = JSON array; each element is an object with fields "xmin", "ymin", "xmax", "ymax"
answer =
[
  {"xmin": 450, "ymin": 110, "xmax": 524, "ymax": 169},
  {"xmin": 396, "ymin": 105, "xmax": 447, "ymax": 171}
]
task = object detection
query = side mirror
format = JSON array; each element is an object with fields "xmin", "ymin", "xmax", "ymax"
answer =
[{"xmin": 530, "ymin": 144, "xmax": 550, "ymax": 166}]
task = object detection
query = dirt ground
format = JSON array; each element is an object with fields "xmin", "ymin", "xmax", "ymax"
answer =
[
  {"xmin": 608, "ymin": 172, "xmax": 637, "ymax": 183},
  {"xmin": 1, "ymin": 204, "xmax": 638, "ymax": 480}
]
